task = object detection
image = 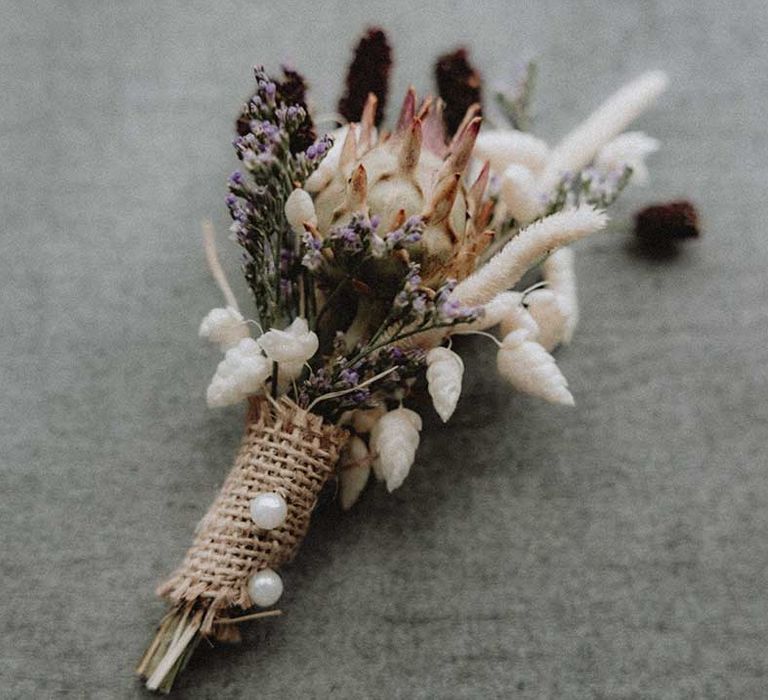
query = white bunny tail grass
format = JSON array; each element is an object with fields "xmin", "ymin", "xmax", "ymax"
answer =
[
  {"xmin": 524, "ymin": 289, "xmax": 568, "ymax": 352},
  {"xmin": 540, "ymin": 246, "xmax": 579, "ymax": 344},
  {"xmin": 473, "ymin": 129, "xmax": 550, "ymax": 176},
  {"xmin": 452, "ymin": 205, "xmax": 607, "ymax": 308},
  {"xmin": 538, "ymin": 71, "xmax": 668, "ymax": 192},
  {"xmin": 451, "ymin": 291, "xmax": 523, "ymax": 333},
  {"xmin": 500, "ymin": 164, "xmax": 543, "ymax": 224}
]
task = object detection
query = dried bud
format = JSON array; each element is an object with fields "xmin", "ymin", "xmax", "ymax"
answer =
[
  {"xmin": 276, "ymin": 66, "xmax": 316, "ymax": 154},
  {"xmin": 338, "ymin": 27, "xmax": 392, "ymax": 126},
  {"xmin": 285, "ymin": 188, "xmax": 317, "ymax": 234},
  {"xmin": 259, "ymin": 317, "xmax": 319, "ymax": 364},
  {"xmin": 434, "ymin": 47, "xmax": 483, "ymax": 136},
  {"xmin": 634, "ymin": 200, "xmax": 700, "ymax": 244}
]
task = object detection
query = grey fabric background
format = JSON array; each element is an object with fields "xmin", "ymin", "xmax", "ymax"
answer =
[{"xmin": 2, "ymin": 1, "xmax": 767, "ymax": 698}]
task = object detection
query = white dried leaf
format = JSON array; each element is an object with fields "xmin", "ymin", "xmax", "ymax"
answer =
[
  {"xmin": 426, "ymin": 347, "xmax": 464, "ymax": 422},
  {"xmin": 258, "ymin": 317, "xmax": 319, "ymax": 364},
  {"xmin": 497, "ymin": 329, "xmax": 574, "ymax": 406},
  {"xmin": 338, "ymin": 436, "xmax": 371, "ymax": 511},
  {"xmin": 206, "ymin": 337, "xmax": 271, "ymax": 407},
  {"xmin": 198, "ymin": 306, "xmax": 249, "ymax": 351},
  {"xmin": 370, "ymin": 408, "xmax": 422, "ymax": 492}
]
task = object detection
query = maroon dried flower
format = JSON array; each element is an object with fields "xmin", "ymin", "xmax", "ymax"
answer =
[
  {"xmin": 277, "ymin": 65, "xmax": 309, "ymax": 107},
  {"xmin": 634, "ymin": 200, "xmax": 700, "ymax": 243},
  {"xmin": 435, "ymin": 47, "xmax": 483, "ymax": 136},
  {"xmin": 276, "ymin": 66, "xmax": 316, "ymax": 154},
  {"xmin": 338, "ymin": 27, "xmax": 392, "ymax": 126}
]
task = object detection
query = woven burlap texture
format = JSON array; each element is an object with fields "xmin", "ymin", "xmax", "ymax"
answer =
[{"xmin": 157, "ymin": 397, "xmax": 347, "ymax": 631}]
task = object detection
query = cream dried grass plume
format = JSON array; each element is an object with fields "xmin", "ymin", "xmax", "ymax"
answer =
[
  {"xmin": 473, "ymin": 128, "xmax": 550, "ymax": 176},
  {"xmin": 538, "ymin": 71, "xmax": 668, "ymax": 192},
  {"xmin": 525, "ymin": 246, "xmax": 579, "ymax": 350},
  {"xmin": 524, "ymin": 289, "xmax": 568, "ymax": 352},
  {"xmin": 452, "ymin": 204, "xmax": 608, "ymax": 308}
]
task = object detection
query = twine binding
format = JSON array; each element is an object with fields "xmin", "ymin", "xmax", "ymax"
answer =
[{"xmin": 156, "ymin": 396, "xmax": 347, "ymax": 636}]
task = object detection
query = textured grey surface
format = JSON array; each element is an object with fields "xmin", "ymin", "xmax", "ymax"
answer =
[{"xmin": 2, "ymin": 1, "xmax": 768, "ymax": 698}]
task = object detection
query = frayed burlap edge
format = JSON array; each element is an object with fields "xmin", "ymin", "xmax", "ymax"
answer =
[{"xmin": 156, "ymin": 396, "xmax": 347, "ymax": 636}]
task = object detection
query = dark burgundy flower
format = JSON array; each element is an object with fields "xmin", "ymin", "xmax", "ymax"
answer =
[
  {"xmin": 338, "ymin": 27, "xmax": 392, "ymax": 126},
  {"xmin": 434, "ymin": 48, "xmax": 482, "ymax": 136},
  {"xmin": 635, "ymin": 200, "xmax": 700, "ymax": 243}
]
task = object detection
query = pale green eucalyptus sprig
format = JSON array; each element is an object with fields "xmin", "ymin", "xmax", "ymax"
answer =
[{"xmin": 495, "ymin": 60, "xmax": 537, "ymax": 131}]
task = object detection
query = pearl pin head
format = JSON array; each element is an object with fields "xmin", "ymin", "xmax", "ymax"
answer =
[
  {"xmin": 247, "ymin": 568, "xmax": 283, "ymax": 607},
  {"xmin": 249, "ymin": 492, "xmax": 288, "ymax": 530}
]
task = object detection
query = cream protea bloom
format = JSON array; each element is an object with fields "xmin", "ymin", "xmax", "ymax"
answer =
[{"xmin": 499, "ymin": 163, "xmax": 542, "ymax": 224}]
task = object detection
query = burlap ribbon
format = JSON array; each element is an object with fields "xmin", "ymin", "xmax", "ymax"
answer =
[{"xmin": 157, "ymin": 397, "xmax": 347, "ymax": 636}]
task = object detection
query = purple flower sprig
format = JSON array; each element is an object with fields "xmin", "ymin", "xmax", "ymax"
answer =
[
  {"xmin": 290, "ymin": 256, "xmax": 481, "ymax": 418},
  {"xmin": 299, "ymin": 213, "xmax": 425, "ymax": 278},
  {"xmin": 386, "ymin": 263, "xmax": 483, "ymax": 332},
  {"xmin": 227, "ymin": 65, "xmax": 334, "ymax": 328},
  {"xmin": 297, "ymin": 345, "xmax": 427, "ymax": 419}
]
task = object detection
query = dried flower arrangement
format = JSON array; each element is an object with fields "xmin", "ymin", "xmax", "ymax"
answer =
[{"xmin": 136, "ymin": 27, "xmax": 669, "ymax": 692}]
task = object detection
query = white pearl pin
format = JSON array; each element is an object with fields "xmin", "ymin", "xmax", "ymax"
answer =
[
  {"xmin": 249, "ymin": 492, "xmax": 287, "ymax": 530},
  {"xmin": 247, "ymin": 568, "xmax": 283, "ymax": 607}
]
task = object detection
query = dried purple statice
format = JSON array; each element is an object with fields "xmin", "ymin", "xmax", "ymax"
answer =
[
  {"xmin": 338, "ymin": 27, "xmax": 392, "ymax": 126},
  {"xmin": 435, "ymin": 47, "xmax": 483, "ymax": 136},
  {"xmin": 276, "ymin": 66, "xmax": 316, "ymax": 154},
  {"xmin": 228, "ymin": 66, "xmax": 332, "ymax": 326},
  {"xmin": 237, "ymin": 66, "xmax": 316, "ymax": 154}
]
